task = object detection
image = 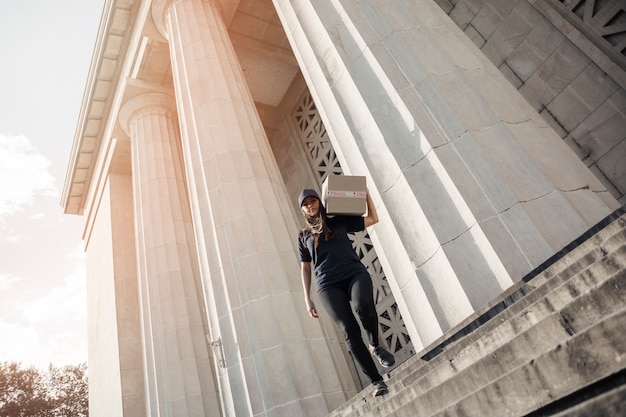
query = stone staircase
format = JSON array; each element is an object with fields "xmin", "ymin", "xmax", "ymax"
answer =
[{"xmin": 329, "ymin": 208, "xmax": 626, "ymax": 417}]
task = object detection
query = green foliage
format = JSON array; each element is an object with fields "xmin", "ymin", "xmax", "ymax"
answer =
[{"xmin": 0, "ymin": 362, "xmax": 88, "ymax": 417}]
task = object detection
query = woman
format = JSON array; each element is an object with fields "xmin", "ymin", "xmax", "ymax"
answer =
[{"xmin": 297, "ymin": 187, "xmax": 395, "ymax": 397}]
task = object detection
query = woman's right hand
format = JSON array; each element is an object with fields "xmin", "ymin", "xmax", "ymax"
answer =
[
  {"xmin": 306, "ymin": 299, "xmax": 319, "ymax": 319},
  {"xmin": 301, "ymin": 262, "xmax": 318, "ymax": 318}
]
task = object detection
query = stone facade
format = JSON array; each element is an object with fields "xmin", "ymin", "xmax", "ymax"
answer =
[
  {"xmin": 436, "ymin": 0, "xmax": 626, "ymax": 204},
  {"xmin": 62, "ymin": 0, "xmax": 622, "ymax": 416}
]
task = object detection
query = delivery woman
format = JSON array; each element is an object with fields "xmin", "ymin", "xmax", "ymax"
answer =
[{"xmin": 297, "ymin": 187, "xmax": 395, "ymax": 397}]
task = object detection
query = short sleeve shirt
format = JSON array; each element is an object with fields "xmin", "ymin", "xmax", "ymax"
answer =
[{"xmin": 298, "ymin": 215, "xmax": 368, "ymax": 291}]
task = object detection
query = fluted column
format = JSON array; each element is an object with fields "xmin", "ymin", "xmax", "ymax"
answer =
[
  {"xmin": 151, "ymin": 1, "xmax": 349, "ymax": 416},
  {"xmin": 273, "ymin": 0, "xmax": 619, "ymax": 346},
  {"xmin": 119, "ymin": 93, "xmax": 220, "ymax": 417}
]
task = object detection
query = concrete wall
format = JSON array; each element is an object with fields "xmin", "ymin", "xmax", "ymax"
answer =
[
  {"xmin": 435, "ymin": 0, "xmax": 626, "ymax": 205},
  {"xmin": 85, "ymin": 174, "xmax": 145, "ymax": 417},
  {"xmin": 85, "ymin": 178, "xmax": 124, "ymax": 417}
]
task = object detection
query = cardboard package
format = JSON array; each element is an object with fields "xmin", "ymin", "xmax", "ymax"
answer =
[{"xmin": 322, "ymin": 175, "xmax": 367, "ymax": 216}]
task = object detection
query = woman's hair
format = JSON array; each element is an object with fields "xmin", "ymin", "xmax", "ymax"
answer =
[{"xmin": 302, "ymin": 199, "xmax": 334, "ymax": 246}]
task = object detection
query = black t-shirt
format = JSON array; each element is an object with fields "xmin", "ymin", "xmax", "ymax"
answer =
[{"xmin": 298, "ymin": 215, "xmax": 368, "ymax": 291}]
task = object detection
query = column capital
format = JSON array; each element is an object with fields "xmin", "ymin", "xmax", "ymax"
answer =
[
  {"xmin": 152, "ymin": 0, "xmax": 232, "ymax": 41},
  {"xmin": 151, "ymin": 0, "xmax": 175, "ymax": 41},
  {"xmin": 119, "ymin": 92, "xmax": 175, "ymax": 136}
]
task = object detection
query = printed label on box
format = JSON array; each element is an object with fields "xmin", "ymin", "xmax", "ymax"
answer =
[{"xmin": 326, "ymin": 190, "xmax": 367, "ymax": 199}]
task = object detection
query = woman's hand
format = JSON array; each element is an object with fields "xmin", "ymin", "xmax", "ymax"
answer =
[
  {"xmin": 306, "ymin": 299, "xmax": 319, "ymax": 318},
  {"xmin": 301, "ymin": 262, "xmax": 318, "ymax": 318},
  {"xmin": 364, "ymin": 188, "xmax": 379, "ymax": 228}
]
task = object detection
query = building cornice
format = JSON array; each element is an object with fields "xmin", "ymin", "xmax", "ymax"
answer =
[{"xmin": 61, "ymin": 0, "xmax": 140, "ymax": 215}]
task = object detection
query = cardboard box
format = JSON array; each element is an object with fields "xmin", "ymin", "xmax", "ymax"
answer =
[{"xmin": 322, "ymin": 175, "xmax": 367, "ymax": 216}]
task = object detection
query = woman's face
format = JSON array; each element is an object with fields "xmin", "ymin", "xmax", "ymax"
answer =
[{"xmin": 301, "ymin": 196, "xmax": 320, "ymax": 217}]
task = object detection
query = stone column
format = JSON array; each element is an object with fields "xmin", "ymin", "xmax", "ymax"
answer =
[
  {"xmin": 119, "ymin": 93, "xmax": 221, "ymax": 417},
  {"xmin": 273, "ymin": 0, "xmax": 619, "ymax": 346},
  {"xmin": 151, "ymin": 1, "xmax": 349, "ymax": 416}
]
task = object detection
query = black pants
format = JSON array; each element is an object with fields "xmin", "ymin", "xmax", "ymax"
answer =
[{"xmin": 318, "ymin": 272, "xmax": 383, "ymax": 383}]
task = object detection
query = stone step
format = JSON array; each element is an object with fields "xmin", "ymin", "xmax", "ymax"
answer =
[
  {"xmin": 330, "ymin": 259, "xmax": 625, "ymax": 416},
  {"xmin": 529, "ymin": 216, "xmax": 626, "ymax": 290},
  {"xmin": 547, "ymin": 371, "xmax": 626, "ymax": 417},
  {"xmin": 428, "ymin": 309, "xmax": 626, "ymax": 417},
  {"xmin": 389, "ymin": 241, "xmax": 626, "ymax": 385},
  {"xmin": 449, "ymin": 244, "xmax": 626, "ymax": 371},
  {"xmin": 327, "ymin": 211, "xmax": 626, "ymax": 417},
  {"xmin": 411, "ymin": 213, "xmax": 626, "ymax": 370},
  {"xmin": 337, "ymin": 305, "xmax": 626, "ymax": 417},
  {"xmin": 380, "ymin": 264, "xmax": 626, "ymax": 416}
]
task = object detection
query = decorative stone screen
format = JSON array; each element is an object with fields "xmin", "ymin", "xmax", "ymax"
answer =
[
  {"xmin": 292, "ymin": 92, "xmax": 414, "ymax": 366},
  {"xmin": 548, "ymin": 0, "xmax": 626, "ymax": 69}
]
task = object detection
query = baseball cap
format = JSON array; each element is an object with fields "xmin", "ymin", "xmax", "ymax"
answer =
[{"xmin": 298, "ymin": 189, "xmax": 320, "ymax": 207}]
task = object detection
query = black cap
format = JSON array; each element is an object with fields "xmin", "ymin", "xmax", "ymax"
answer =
[{"xmin": 298, "ymin": 189, "xmax": 320, "ymax": 207}]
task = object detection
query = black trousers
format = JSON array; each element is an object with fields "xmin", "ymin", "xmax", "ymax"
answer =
[{"xmin": 318, "ymin": 272, "xmax": 383, "ymax": 383}]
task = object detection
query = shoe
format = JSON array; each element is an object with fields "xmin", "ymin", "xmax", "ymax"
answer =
[
  {"xmin": 370, "ymin": 345, "xmax": 395, "ymax": 368},
  {"xmin": 372, "ymin": 380, "xmax": 388, "ymax": 397}
]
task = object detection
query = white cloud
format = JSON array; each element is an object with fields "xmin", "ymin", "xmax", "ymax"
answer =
[
  {"xmin": 0, "ymin": 247, "xmax": 87, "ymax": 368},
  {"xmin": 0, "ymin": 322, "xmax": 42, "ymax": 365},
  {"xmin": 0, "ymin": 320, "xmax": 85, "ymax": 369},
  {"xmin": 22, "ymin": 270, "xmax": 86, "ymax": 324},
  {"xmin": 0, "ymin": 134, "xmax": 58, "ymax": 217},
  {"xmin": 0, "ymin": 273, "xmax": 22, "ymax": 290},
  {"xmin": 3, "ymin": 232, "xmax": 22, "ymax": 243}
]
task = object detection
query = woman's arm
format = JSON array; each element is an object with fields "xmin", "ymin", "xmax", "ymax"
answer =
[
  {"xmin": 364, "ymin": 189, "xmax": 379, "ymax": 228},
  {"xmin": 301, "ymin": 262, "xmax": 318, "ymax": 318}
]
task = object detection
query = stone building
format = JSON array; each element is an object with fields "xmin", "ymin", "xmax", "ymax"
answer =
[{"xmin": 62, "ymin": 0, "xmax": 625, "ymax": 416}]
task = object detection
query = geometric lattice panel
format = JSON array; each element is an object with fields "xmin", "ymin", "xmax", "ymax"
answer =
[
  {"xmin": 550, "ymin": 0, "xmax": 626, "ymax": 69},
  {"xmin": 293, "ymin": 93, "xmax": 342, "ymax": 181}
]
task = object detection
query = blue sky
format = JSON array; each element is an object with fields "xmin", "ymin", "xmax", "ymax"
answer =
[{"xmin": 0, "ymin": 1, "xmax": 104, "ymax": 368}]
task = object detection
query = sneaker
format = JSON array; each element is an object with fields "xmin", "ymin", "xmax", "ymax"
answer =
[
  {"xmin": 372, "ymin": 380, "xmax": 388, "ymax": 397},
  {"xmin": 370, "ymin": 345, "xmax": 395, "ymax": 368}
]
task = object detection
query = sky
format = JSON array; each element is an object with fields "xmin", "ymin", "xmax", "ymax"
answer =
[{"xmin": 0, "ymin": 1, "xmax": 105, "ymax": 368}]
